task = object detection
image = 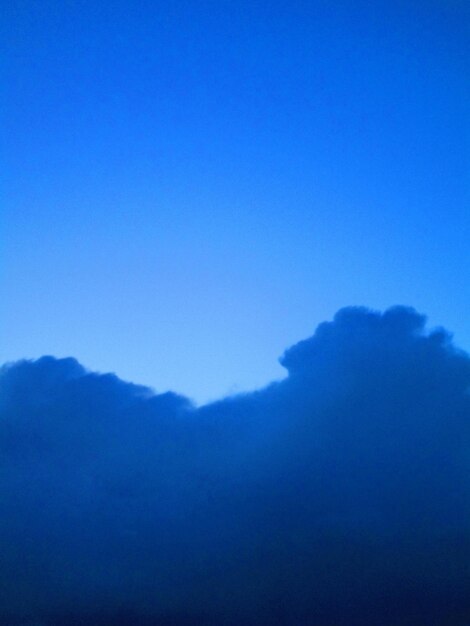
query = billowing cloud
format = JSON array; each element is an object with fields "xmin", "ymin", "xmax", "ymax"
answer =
[{"xmin": 1, "ymin": 307, "xmax": 469, "ymax": 625}]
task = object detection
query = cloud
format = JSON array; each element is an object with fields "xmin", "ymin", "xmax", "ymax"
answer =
[{"xmin": 1, "ymin": 307, "xmax": 469, "ymax": 625}]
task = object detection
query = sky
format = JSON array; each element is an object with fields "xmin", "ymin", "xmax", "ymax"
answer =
[{"xmin": 2, "ymin": 0, "xmax": 469, "ymax": 403}]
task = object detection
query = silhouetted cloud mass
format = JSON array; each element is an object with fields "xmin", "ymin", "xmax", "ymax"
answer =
[{"xmin": 1, "ymin": 307, "xmax": 469, "ymax": 625}]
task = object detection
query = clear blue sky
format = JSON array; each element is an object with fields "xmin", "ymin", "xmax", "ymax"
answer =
[{"xmin": 2, "ymin": 0, "xmax": 469, "ymax": 403}]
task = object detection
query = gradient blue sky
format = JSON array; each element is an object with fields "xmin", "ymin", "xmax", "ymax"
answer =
[{"xmin": 2, "ymin": 0, "xmax": 469, "ymax": 403}]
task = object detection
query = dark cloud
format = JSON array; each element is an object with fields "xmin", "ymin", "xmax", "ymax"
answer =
[{"xmin": 1, "ymin": 307, "xmax": 469, "ymax": 625}]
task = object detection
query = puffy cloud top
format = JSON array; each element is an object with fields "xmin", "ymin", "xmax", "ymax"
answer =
[{"xmin": 1, "ymin": 307, "xmax": 469, "ymax": 625}]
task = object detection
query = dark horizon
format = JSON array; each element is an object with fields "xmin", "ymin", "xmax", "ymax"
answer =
[{"xmin": 1, "ymin": 306, "xmax": 469, "ymax": 624}]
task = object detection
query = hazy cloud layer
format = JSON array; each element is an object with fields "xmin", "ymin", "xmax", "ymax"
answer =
[{"xmin": 1, "ymin": 307, "xmax": 469, "ymax": 625}]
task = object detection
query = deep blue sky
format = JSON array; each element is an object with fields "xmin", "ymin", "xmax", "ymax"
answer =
[{"xmin": 2, "ymin": 0, "xmax": 469, "ymax": 403}]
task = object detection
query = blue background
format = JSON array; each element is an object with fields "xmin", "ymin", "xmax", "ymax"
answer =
[{"xmin": 2, "ymin": 0, "xmax": 469, "ymax": 403}]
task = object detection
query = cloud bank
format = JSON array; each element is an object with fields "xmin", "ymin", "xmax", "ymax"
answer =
[{"xmin": 1, "ymin": 306, "xmax": 469, "ymax": 625}]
